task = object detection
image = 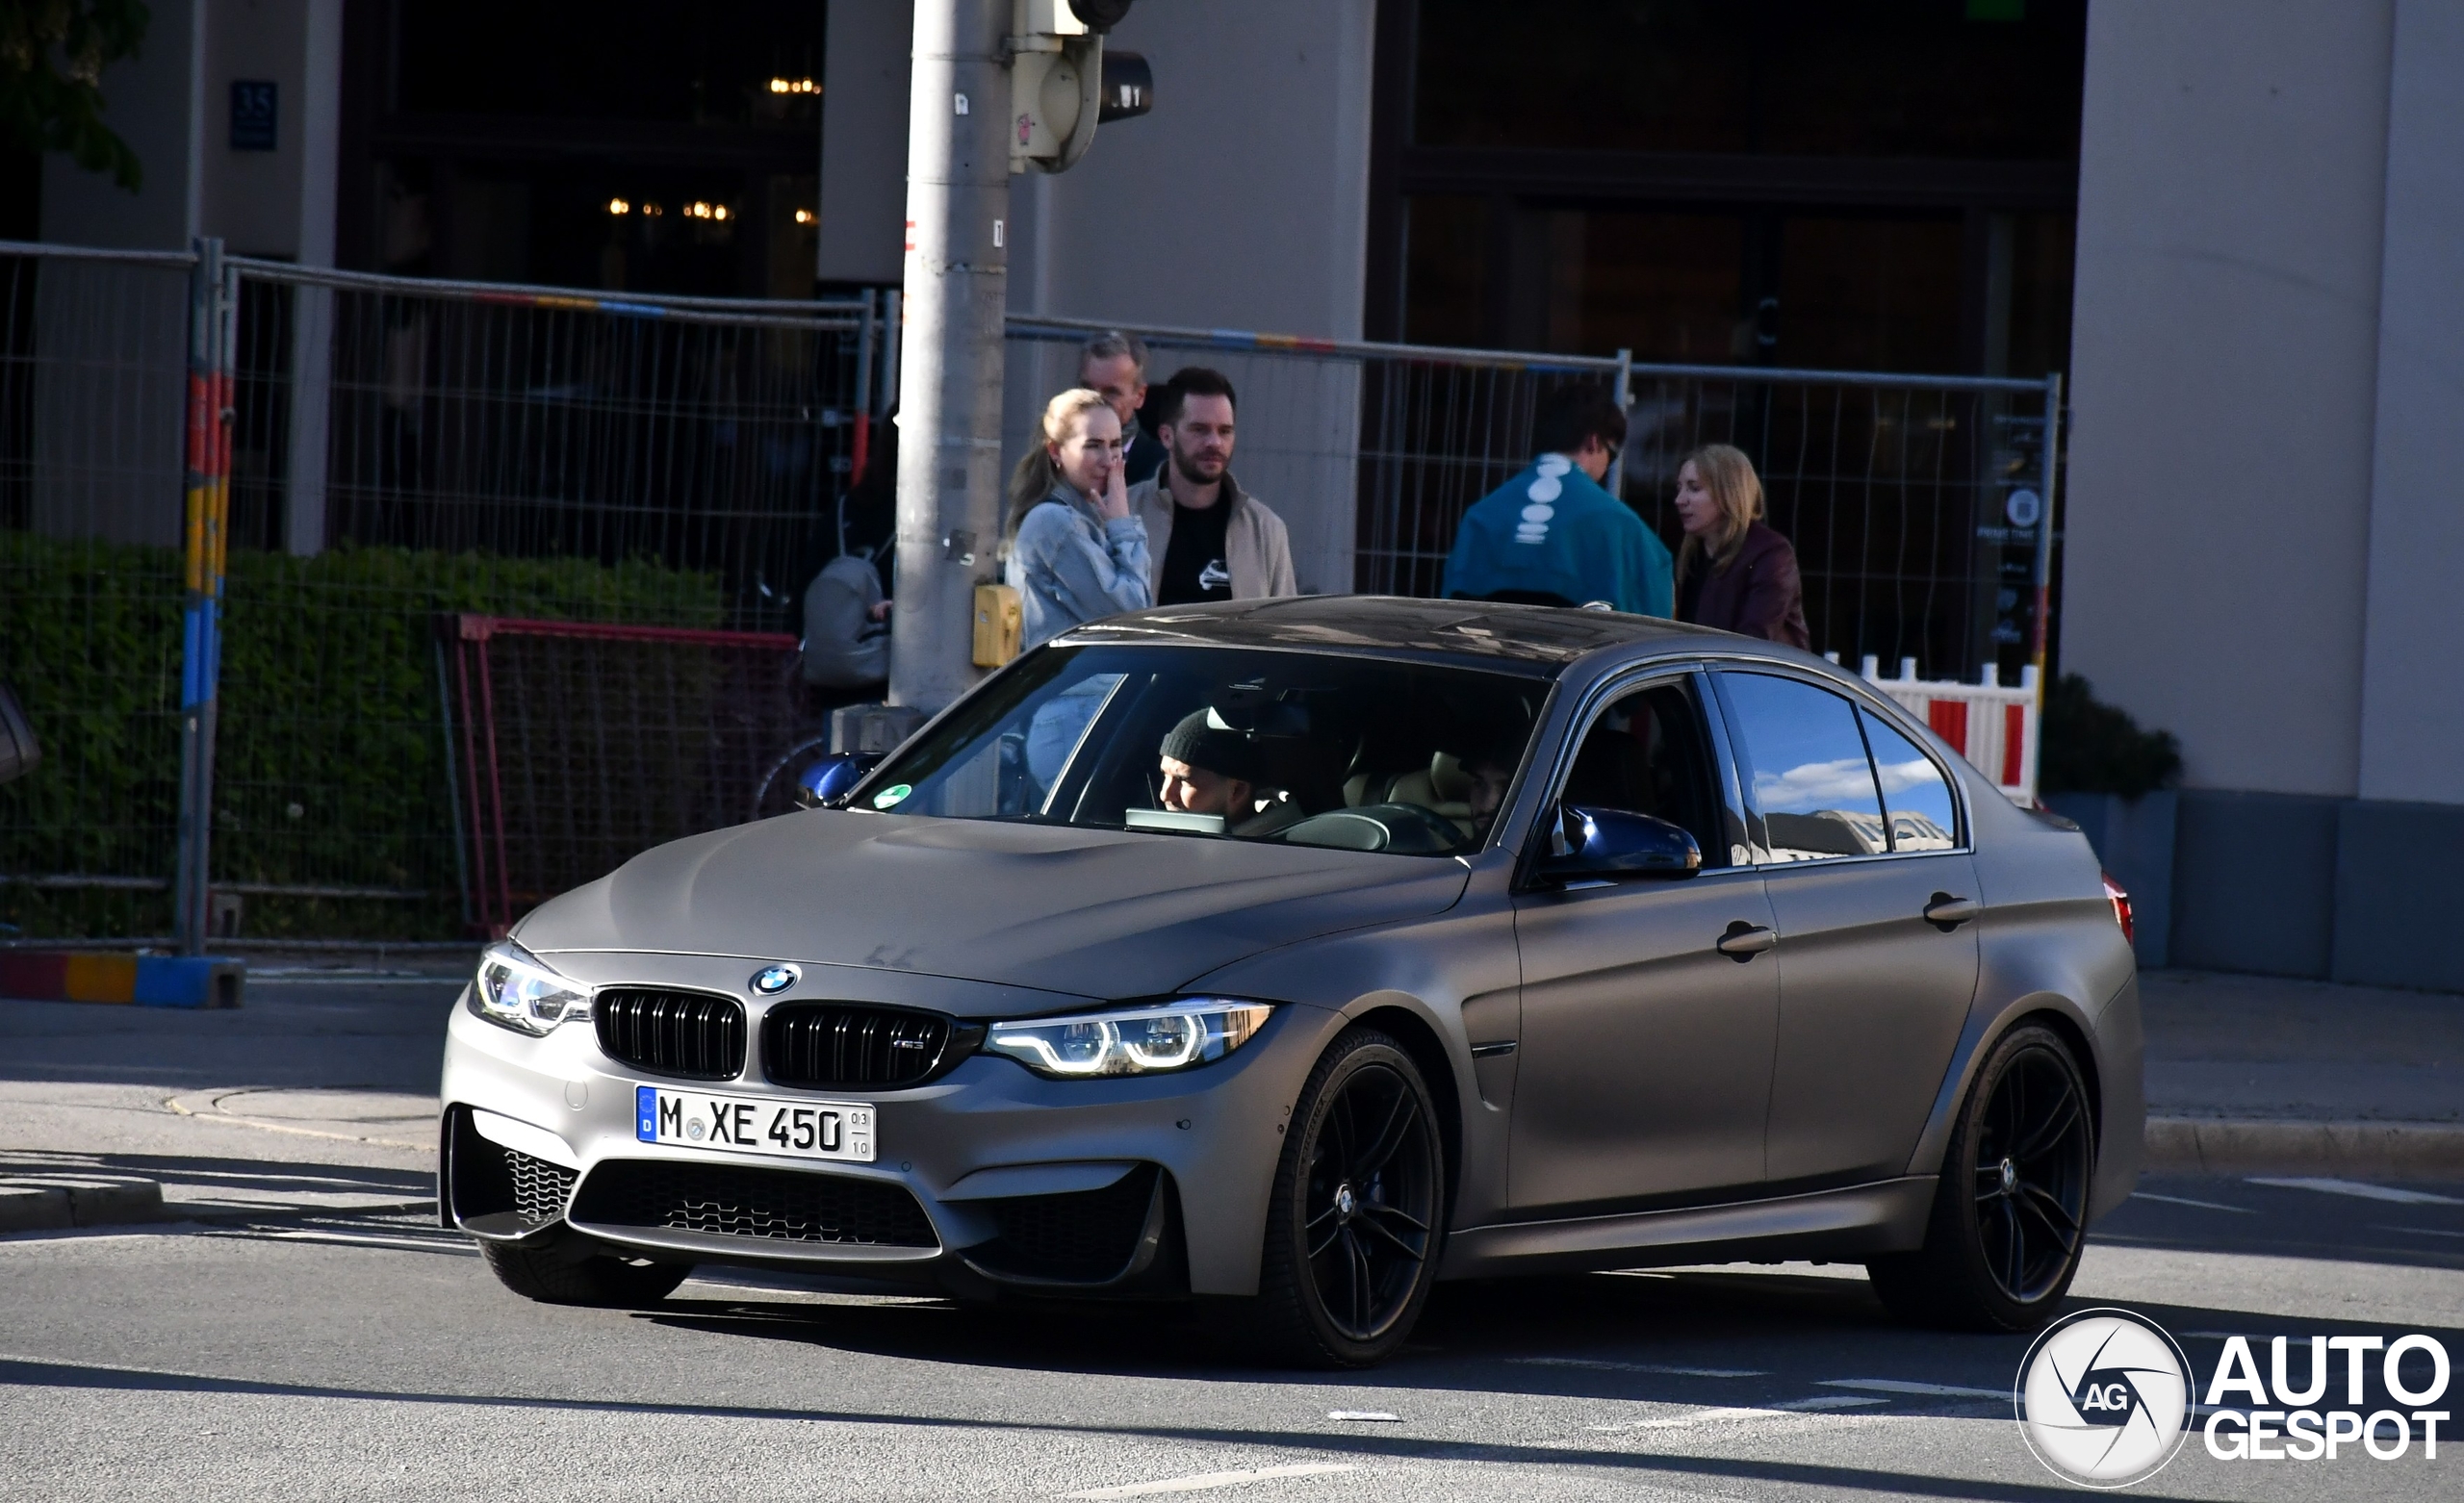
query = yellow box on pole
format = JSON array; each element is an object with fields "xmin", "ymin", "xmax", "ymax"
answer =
[{"xmin": 972, "ymin": 584, "xmax": 1022, "ymax": 667}]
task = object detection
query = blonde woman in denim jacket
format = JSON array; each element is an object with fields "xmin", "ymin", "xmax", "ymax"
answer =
[{"xmin": 1003, "ymin": 388, "xmax": 1152, "ymax": 650}]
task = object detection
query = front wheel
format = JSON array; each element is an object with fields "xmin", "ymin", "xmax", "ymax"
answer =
[
  {"xmin": 481, "ymin": 1233, "xmax": 694, "ymax": 1308},
  {"xmin": 1867, "ymin": 1023, "xmax": 2093, "ymax": 1332},
  {"xmin": 1231, "ymin": 1028, "xmax": 1447, "ymax": 1368}
]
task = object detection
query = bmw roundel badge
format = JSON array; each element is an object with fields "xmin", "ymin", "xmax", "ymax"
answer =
[{"xmin": 751, "ymin": 963, "xmax": 799, "ymax": 996}]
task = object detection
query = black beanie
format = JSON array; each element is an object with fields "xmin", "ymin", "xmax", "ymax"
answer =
[{"xmin": 1159, "ymin": 709, "xmax": 1260, "ymax": 785}]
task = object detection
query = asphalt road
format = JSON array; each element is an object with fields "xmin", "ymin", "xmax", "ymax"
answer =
[{"xmin": 2, "ymin": 972, "xmax": 2458, "ymax": 1502}]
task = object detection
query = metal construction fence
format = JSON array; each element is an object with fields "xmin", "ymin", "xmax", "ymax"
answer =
[
  {"xmin": 3, "ymin": 236, "xmax": 2061, "ymax": 946},
  {"xmin": 3, "ymin": 239, "xmax": 877, "ymax": 944},
  {"xmin": 1009, "ymin": 312, "xmax": 2062, "ymax": 693}
]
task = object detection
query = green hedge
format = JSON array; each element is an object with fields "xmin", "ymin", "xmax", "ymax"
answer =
[{"xmin": 1, "ymin": 534, "xmax": 724, "ymax": 938}]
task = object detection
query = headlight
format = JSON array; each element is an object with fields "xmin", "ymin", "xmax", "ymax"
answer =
[
  {"xmin": 986, "ymin": 999, "xmax": 1273, "ymax": 1079},
  {"xmin": 468, "ymin": 940, "xmax": 592, "ymax": 1036}
]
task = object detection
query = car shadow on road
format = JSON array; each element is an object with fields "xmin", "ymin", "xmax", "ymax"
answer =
[
  {"xmin": 0, "ymin": 1145, "xmax": 432, "ymax": 1206},
  {"xmin": 0, "ymin": 1348, "xmax": 2160, "ymax": 1503},
  {"xmin": 630, "ymin": 1261, "xmax": 2464, "ymax": 1418}
]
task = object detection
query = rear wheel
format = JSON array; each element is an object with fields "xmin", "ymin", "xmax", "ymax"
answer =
[
  {"xmin": 1867, "ymin": 1023, "xmax": 2093, "ymax": 1332},
  {"xmin": 481, "ymin": 1232, "xmax": 694, "ymax": 1307},
  {"xmin": 1229, "ymin": 1028, "xmax": 1446, "ymax": 1368}
]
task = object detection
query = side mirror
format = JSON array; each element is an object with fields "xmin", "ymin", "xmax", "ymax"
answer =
[
  {"xmin": 795, "ymin": 752, "xmax": 883, "ymax": 809},
  {"xmin": 1539, "ymin": 803, "xmax": 1702, "ymax": 882}
]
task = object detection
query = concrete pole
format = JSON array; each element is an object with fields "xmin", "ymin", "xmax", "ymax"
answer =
[{"xmin": 889, "ymin": 0, "xmax": 1012, "ymax": 713}]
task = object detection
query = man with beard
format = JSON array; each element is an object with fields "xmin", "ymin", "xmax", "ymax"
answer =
[{"xmin": 1128, "ymin": 367, "xmax": 1298, "ymax": 603}]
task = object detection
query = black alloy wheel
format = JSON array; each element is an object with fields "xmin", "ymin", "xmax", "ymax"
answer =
[
  {"xmin": 1236, "ymin": 1028, "xmax": 1445, "ymax": 1367},
  {"xmin": 1867, "ymin": 1023, "xmax": 2092, "ymax": 1332}
]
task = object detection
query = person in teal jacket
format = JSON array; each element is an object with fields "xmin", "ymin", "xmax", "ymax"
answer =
[{"xmin": 1442, "ymin": 386, "xmax": 1674, "ymax": 616}]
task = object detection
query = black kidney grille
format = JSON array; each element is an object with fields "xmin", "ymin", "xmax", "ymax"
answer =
[
  {"xmin": 571, "ymin": 1159, "xmax": 938, "ymax": 1248},
  {"xmin": 594, "ymin": 988, "xmax": 745, "ymax": 1081},
  {"xmin": 763, "ymin": 1003, "xmax": 959, "ymax": 1091}
]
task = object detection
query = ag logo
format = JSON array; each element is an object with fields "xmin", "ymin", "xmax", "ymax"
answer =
[
  {"xmin": 2015, "ymin": 1308, "xmax": 2194, "ymax": 1488},
  {"xmin": 750, "ymin": 964, "xmax": 799, "ymax": 996}
]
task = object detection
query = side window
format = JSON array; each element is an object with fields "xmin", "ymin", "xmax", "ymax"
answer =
[
  {"xmin": 1557, "ymin": 679, "xmax": 1730, "ymax": 868},
  {"xmin": 1718, "ymin": 672, "xmax": 1887, "ymax": 861},
  {"xmin": 1860, "ymin": 709, "xmax": 1960, "ymax": 852}
]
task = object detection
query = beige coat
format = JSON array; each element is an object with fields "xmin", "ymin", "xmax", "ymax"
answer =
[{"xmin": 1127, "ymin": 469, "xmax": 1299, "ymax": 600}]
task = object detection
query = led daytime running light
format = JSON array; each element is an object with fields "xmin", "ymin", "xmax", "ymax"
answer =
[
  {"xmin": 468, "ymin": 940, "xmax": 592, "ymax": 1036},
  {"xmin": 987, "ymin": 1000, "xmax": 1272, "ymax": 1079}
]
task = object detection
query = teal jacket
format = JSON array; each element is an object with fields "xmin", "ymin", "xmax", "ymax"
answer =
[{"xmin": 1441, "ymin": 455, "xmax": 1674, "ymax": 616}]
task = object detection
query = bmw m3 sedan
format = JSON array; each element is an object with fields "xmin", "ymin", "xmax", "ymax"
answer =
[{"xmin": 438, "ymin": 597, "xmax": 2142, "ymax": 1367}]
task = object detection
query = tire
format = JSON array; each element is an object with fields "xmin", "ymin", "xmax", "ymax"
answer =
[
  {"xmin": 1867, "ymin": 1023, "xmax": 2094, "ymax": 1333},
  {"xmin": 1225, "ymin": 1027, "xmax": 1447, "ymax": 1368},
  {"xmin": 481, "ymin": 1233, "xmax": 694, "ymax": 1308}
]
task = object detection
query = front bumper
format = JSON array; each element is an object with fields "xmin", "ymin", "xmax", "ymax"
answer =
[{"xmin": 438, "ymin": 965, "xmax": 1334, "ymax": 1298}]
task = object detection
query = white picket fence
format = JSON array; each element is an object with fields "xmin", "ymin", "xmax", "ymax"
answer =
[{"xmin": 1836, "ymin": 655, "xmax": 2041, "ymax": 805}]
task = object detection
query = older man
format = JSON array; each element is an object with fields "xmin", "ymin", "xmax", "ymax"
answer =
[
  {"xmin": 1079, "ymin": 330, "xmax": 1167, "ymax": 487},
  {"xmin": 1128, "ymin": 368, "xmax": 1297, "ymax": 604}
]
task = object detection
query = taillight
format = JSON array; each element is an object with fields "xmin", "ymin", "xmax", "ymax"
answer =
[{"xmin": 2101, "ymin": 870, "xmax": 2135, "ymax": 947}]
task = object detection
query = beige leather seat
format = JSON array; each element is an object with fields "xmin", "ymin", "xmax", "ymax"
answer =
[{"xmin": 1384, "ymin": 752, "xmax": 1475, "ymax": 836}]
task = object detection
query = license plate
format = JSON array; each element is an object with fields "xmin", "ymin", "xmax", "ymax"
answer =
[{"xmin": 634, "ymin": 1086, "xmax": 875, "ymax": 1163}]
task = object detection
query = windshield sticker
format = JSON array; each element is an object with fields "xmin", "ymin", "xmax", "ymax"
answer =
[{"xmin": 872, "ymin": 783, "xmax": 913, "ymax": 810}]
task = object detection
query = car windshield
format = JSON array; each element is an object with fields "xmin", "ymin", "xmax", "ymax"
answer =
[{"xmin": 859, "ymin": 645, "xmax": 1551, "ymax": 856}]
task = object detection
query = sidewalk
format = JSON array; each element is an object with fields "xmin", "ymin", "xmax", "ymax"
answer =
[{"xmin": 2139, "ymin": 967, "xmax": 2464, "ymax": 1177}]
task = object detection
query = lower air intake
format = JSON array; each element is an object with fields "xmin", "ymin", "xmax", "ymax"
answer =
[
  {"xmin": 570, "ymin": 1159, "xmax": 938, "ymax": 1248},
  {"xmin": 964, "ymin": 1164, "xmax": 1163, "ymax": 1284},
  {"xmin": 446, "ymin": 1108, "xmax": 577, "ymax": 1231}
]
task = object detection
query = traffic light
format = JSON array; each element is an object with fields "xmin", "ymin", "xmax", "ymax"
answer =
[{"xmin": 1009, "ymin": 0, "xmax": 1150, "ymax": 173}]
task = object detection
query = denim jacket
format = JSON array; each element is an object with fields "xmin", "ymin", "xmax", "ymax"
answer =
[{"xmin": 1007, "ymin": 485, "xmax": 1152, "ymax": 649}]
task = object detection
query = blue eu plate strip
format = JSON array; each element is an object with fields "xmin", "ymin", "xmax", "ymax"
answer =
[{"xmin": 635, "ymin": 1084, "xmax": 656, "ymax": 1142}]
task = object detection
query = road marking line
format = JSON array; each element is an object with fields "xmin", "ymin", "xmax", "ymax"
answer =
[
  {"xmin": 1598, "ymin": 1406, "xmax": 1773, "ymax": 1431},
  {"xmin": 2246, "ymin": 1177, "xmax": 2464, "ymax": 1206},
  {"xmin": 1817, "ymin": 1379, "xmax": 2007, "ymax": 1399},
  {"xmin": 1065, "ymin": 1464, "xmax": 1356, "ymax": 1498},
  {"xmin": 1588, "ymin": 1396, "xmax": 1880, "ymax": 1433},
  {"xmin": 1510, "ymin": 1358, "xmax": 1766, "ymax": 1378},
  {"xmin": 2131, "ymin": 1191, "xmax": 2255, "ymax": 1213},
  {"xmin": 1324, "ymin": 1411, "xmax": 1397, "ymax": 1421},
  {"xmin": 2376, "ymin": 1224, "xmax": 2464, "ymax": 1238}
]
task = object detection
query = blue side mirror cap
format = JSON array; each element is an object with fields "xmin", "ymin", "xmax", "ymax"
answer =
[
  {"xmin": 797, "ymin": 752, "xmax": 884, "ymax": 809},
  {"xmin": 1541, "ymin": 803, "xmax": 1703, "ymax": 881}
]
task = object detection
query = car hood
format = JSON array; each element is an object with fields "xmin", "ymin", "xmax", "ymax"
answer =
[{"xmin": 514, "ymin": 809, "xmax": 1471, "ymax": 1005}]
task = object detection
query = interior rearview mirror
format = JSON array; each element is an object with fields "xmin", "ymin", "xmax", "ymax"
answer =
[{"xmin": 1539, "ymin": 803, "xmax": 1702, "ymax": 882}]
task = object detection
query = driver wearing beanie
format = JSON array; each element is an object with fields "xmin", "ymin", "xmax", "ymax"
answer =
[{"xmin": 1157, "ymin": 709, "xmax": 1264, "ymax": 820}]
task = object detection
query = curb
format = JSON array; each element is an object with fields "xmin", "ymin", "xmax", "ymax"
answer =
[
  {"xmin": 0, "ymin": 1176, "xmax": 167, "ymax": 1233},
  {"xmin": 2143, "ymin": 1117, "xmax": 2464, "ymax": 1179},
  {"xmin": 0, "ymin": 952, "xmax": 244, "ymax": 1008}
]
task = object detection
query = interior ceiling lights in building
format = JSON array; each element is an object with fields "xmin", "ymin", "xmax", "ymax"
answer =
[
  {"xmin": 793, "ymin": 209, "xmax": 815, "ymax": 225},
  {"xmin": 767, "ymin": 78, "xmax": 819, "ymax": 94}
]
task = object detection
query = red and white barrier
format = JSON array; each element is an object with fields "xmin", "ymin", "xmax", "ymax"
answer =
[{"xmin": 1840, "ymin": 655, "xmax": 2040, "ymax": 805}]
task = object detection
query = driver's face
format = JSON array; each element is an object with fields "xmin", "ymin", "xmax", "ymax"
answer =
[
  {"xmin": 1467, "ymin": 762, "xmax": 1514, "ymax": 825},
  {"xmin": 1160, "ymin": 756, "xmax": 1249, "ymax": 817}
]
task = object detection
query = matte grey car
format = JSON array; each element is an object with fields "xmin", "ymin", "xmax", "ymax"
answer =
[{"xmin": 439, "ymin": 598, "xmax": 2142, "ymax": 1366}]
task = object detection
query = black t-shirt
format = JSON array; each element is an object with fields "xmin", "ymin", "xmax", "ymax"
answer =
[{"xmin": 1159, "ymin": 497, "xmax": 1234, "ymax": 605}]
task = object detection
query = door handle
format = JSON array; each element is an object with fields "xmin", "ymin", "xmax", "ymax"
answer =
[
  {"xmin": 1923, "ymin": 894, "xmax": 1981, "ymax": 930},
  {"xmin": 1715, "ymin": 922, "xmax": 1777, "ymax": 960}
]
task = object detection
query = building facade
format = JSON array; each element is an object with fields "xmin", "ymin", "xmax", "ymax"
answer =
[{"xmin": 2063, "ymin": 0, "xmax": 2464, "ymax": 990}]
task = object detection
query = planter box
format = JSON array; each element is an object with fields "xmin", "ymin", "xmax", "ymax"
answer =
[{"xmin": 2042, "ymin": 790, "xmax": 2177, "ymax": 969}]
